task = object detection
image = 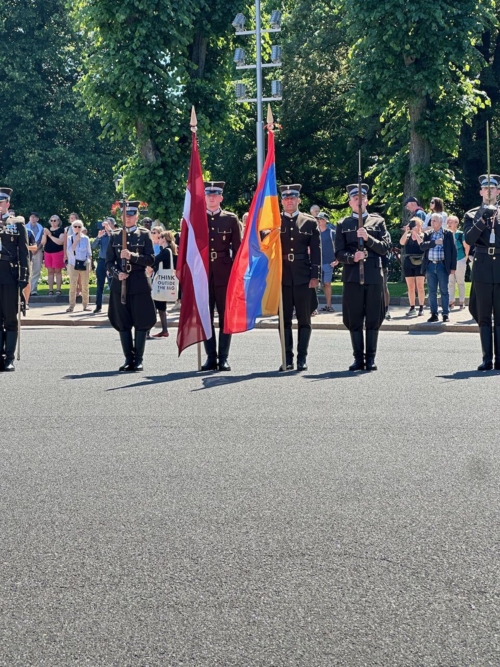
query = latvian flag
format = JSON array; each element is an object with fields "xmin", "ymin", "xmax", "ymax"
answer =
[{"xmin": 176, "ymin": 131, "xmax": 212, "ymax": 355}]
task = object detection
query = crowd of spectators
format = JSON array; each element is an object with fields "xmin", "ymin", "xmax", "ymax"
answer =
[{"xmin": 13, "ymin": 196, "xmax": 472, "ymax": 325}]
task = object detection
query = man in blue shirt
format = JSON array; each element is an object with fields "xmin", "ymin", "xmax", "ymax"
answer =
[
  {"xmin": 91, "ymin": 217, "xmax": 116, "ymax": 313},
  {"xmin": 317, "ymin": 212, "xmax": 338, "ymax": 312}
]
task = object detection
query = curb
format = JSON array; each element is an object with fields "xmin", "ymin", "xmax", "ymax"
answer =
[{"xmin": 21, "ymin": 317, "xmax": 479, "ymax": 333}]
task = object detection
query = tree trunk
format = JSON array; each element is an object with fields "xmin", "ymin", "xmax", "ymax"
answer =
[
  {"xmin": 403, "ymin": 96, "xmax": 431, "ymax": 211},
  {"xmin": 135, "ymin": 120, "xmax": 160, "ymax": 164},
  {"xmin": 190, "ymin": 32, "xmax": 208, "ymax": 79}
]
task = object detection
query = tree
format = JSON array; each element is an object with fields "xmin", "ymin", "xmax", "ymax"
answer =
[
  {"xmin": 343, "ymin": 0, "xmax": 495, "ymax": 218},
  {"xmin": 74, "ymin": 0, "xmax": 243, "ymax": 224},
  {"xmin": 0, "ymin": 0, "xmax": 126, "ymax": 223}
]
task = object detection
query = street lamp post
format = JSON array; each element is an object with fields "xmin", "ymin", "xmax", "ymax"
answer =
[{"xmin": 233, "ymin": 6, "xmax": 282, "ymax": 178}]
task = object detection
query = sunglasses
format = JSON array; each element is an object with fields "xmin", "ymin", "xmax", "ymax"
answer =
[
  {"xmin": 73, "ymin": 225, "xmax": 82, "ymax": 229},
  {"xmin": 50, "ymin": 218, "xmax": 58, "ymax": 222}
]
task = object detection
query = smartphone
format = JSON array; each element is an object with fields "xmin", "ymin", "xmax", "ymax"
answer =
[
  {"xmin": 408, "ymin": 220, "xmax": 416, "ymax": 230},
  {"xmin": 96, "ymin": 220, "xmax": 103, "ymax": 231}
]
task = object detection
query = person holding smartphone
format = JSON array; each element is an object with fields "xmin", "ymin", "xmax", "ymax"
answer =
[
  {"xmin": 400, "ymin": 217, "xmax": 425, "ymax": 316},
  {"xmin": 66, "ymin": 220, "xmax": 91, "ymax": 313},
  {"xmin": 91, "ymin": 217, "xmax": 116, "ymax": 313}
]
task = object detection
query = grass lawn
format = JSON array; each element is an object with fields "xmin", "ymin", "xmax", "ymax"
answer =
[
  {"xmin": 34, "ymin": 268, "xmax": 472, "ymax": 299},
  {"xmin": 329, "ymin": 281, "xmax": 472, "ymax": 298}
]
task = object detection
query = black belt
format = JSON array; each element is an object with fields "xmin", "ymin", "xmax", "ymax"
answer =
[
  {"xmin": 283, "ymin": 253, "xmax": 307, "ymax": 262},
  {"xmin": 474, "ymin": 246, "xmax": 500, "ymax": 256},
  {"xmin": 210, "ymin": 250, "xmax": 230, "ymax": 261}
]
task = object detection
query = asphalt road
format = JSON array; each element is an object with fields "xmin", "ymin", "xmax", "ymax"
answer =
[{"xmin": 1, "ymin": 328, "xmax": 499, "ymax": 666}]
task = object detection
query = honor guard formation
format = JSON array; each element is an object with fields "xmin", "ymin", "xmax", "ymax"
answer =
[{"xmin": 1, "ymin": 174, "xmax": 499, "ymax": 373}]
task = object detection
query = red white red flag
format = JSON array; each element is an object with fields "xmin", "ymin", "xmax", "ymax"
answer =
[{"xmin": 176, "ymin": 132, "xmax": 212, "ymax": 355}]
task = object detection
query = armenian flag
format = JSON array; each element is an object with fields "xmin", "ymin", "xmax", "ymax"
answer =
[{"xmin": 224, "ymin": 130, "xmax": 282, "ymax": 334}]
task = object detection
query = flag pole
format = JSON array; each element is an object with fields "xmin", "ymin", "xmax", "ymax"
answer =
[
  {"xmin": 190, "ymin": 105, "xmax": 203, "ymax": 372},
  {"xmin": 267, "ymin": 104, "xmax": 287, "ymax": 371}
]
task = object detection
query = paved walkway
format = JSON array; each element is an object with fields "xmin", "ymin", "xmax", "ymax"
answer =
[{"xmin": 23, "ymin": 301, "xmax": 479, "ymax": 333}]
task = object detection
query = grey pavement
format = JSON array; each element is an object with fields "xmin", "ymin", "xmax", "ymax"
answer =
[
  {"xmin": 1, "ymin": 328, "xmax": 499, "ymax": 666},
  {"xmin": 22, "ymin": 301, "xmax": 479, "ymax": 333}
]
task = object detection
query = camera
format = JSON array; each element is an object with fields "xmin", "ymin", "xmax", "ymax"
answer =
[{"xmin": 408, "ymin": 220, "xmax": 416, "ymax": 230}]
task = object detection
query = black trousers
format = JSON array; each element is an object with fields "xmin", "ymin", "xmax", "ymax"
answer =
[
  {"xmin": 0, "ymin": 284, "xmax": 18, "ymax": 332},
  {"xmin": 282, "ymin": 283, "xmax": 312, "ymax": 329},
  {"xmin": 469, "ymin": 281, "xmax": 500, "ymax": 326},
  {"xmin": 209, "ymin": 276, "xmax": 228, "ymax": 332},
  {"xmin": 108, "ymin": 290, "xmax": 156, "ymax": 332},
  {"xmin": 342, "ymin": 282, "xmax": 385, "ymax": 332}
]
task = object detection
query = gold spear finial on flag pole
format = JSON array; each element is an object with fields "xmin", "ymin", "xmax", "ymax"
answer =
[{"xmin": 267, "ymin": 104, "xmax": 274, "ymax": 130}]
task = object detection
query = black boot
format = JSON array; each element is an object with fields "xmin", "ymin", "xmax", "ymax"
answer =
[
  {"xmin": 348, "ymin": 331, "xmax": 365, "ymax": 371},
  {"xmin": 118, "ymin": 331, "xmax": 135, "ymax": 371},
  {"xmin": 218, "ymin": 332, "xmax": 232, "ymax": 371},
  {"xmin": 494, "ymin": 326, "xmax": 500, "ymax": 370},
  {"xmin": 0, "ymin": 329, "xmax": 4, "ymax": 372},
  {"xmin": 279, "ymin": 328, "xmax": 294, "ymax": 371},
  {"xmin": 297, "ymin": 327, "xmax": 311, "ymax": 371},
  {"xmin": 202, "ymin": 334, "xmax": 218, "ymax": 371},
  {"xmin": 133, "ymin": 330, "xmax": 148, "ymax": 371},
  {"xmin": 478, "ymin": 326, "xmax": 493, "ymax": 371},
  {"xmin": 365, "ymin": 330, "xmax": 379, "ymax": 371},
  {"xmin": 4, "ymin": 330, "xmax": 17, "ymax": 372}
]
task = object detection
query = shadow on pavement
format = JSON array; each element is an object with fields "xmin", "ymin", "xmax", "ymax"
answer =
[
  {"xmin": 63, "ymin": 371, "xmax": 121, "ymax": 379},
  {"xmin": 105, "ymin": 369, "xmax": 288, "ymax": 392},
  {"xmin": 305, "ymin": 370, "xmax": 362, "ymax": 381},
  {"xmin": 106, "ymin": 370, "xmax": 198, "ymax": 390},
  {"xmin": 437, "ymin": 369, "xmax": 500, "ymax": 381}
]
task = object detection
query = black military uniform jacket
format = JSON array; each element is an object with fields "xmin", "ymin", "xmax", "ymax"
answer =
[
  {"xmin": 0, "ymin": 215, "xmax": 30, "ymax": 286},
  {"xmin": 105, "ymin": 226, "xmax": 155, "ymax": 295},
  {"xmin": 207, "ymin": 209, "xmax": 241, "ymax": 287},
  {"xmin": 335, "ymin": 212, "xmax": 391, "ymax": 284},
  {"xmin": 464, "ymin": 205, "xmax": 500, "ymax": 283},
  {"xmin": 280, "ymin": 211, "xmax": 321, "ymax": 286}
]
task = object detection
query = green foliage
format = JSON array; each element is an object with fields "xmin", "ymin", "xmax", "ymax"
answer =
[
  {"xmin": 74, "ymin": 0, "xmax": 244, "ymax": 223},
  {"xmin": 0, "ymin": 0, "xmax": 126, "ymax": 223},
  {"xmin": 343, "ymin": 0, "xmax": 495, "ymax": 216}
]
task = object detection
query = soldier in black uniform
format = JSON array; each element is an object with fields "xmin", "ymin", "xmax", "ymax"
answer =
[
  {"xmin": 0, "ymin": 188, "xmax": 30, "ymax": 372},
  {"xmin": 105, "ymin": 201, "xmax": 156, "ymax": 372},
  {"xmin": 335, "ymin": 183, "xmax": 391, "ymax": 371},
  {"xmin": 202, "ymin": 181, "xmax": 241, "ymax": 371},
  {"xmin": 464, "ymin": 174, "xmax": 500, "ymax": 370},
  {"xmin": 279, "ymin": 184, "xmax": 321, "ymax": 372}
]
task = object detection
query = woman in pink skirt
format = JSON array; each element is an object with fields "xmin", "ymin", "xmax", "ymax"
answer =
[{"xmin": 42, "ymin": 215, "xmax": 65, "ymax": 294}]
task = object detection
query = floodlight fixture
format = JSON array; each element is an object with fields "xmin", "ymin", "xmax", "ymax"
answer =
[
  {"xmin": 234, "ymin": 48, "xmax": 246, "ymax": 65},
  {"xmin": 271, "ymin": 45, "xmax": 282, "ymax": 64},
  {"xmin": 232, "ymin": 13, "xmax": 246, "ymax": 31},
  {"xmin": 271, "ymin": 80, "xmax": 282, "ymax": 97},
  {"xmin": 270, "ymin": 10, "xmax": 282, "ymax": 29},
  {"xmin": 235, "ymin": 83, "xmax": 247, "ymax": 99}
]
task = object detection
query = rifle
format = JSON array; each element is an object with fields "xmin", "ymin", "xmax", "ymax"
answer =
[
  {"xmin": 120, "ymin": 195, "xmax": 128, "ymax": 305},
  {"xmin": 357, "ymin": 150, "xmax": 365, "ymax": 286},
  {"xmin": 484, "ymin": 121, "xmax": 497, "ymax": 224}
]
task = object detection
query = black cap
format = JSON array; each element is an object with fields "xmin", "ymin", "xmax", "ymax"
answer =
[
  {"xmin": 0, "ymin": 187, "xmax": 12, "ymax": 201},
  {"xmin": 279, "ymin": 184, "xmax": 302, "ymax": 198},
  {"xmin": 204, "ymin": 181, "xmax": 225, "ymax": 195},
  {"xmin": 30, "ymin": 211, "xmax": 40, "ymax": 218},
  {"xmin": 403, "ymin": 197, "xmax": 419, "ymax": 206},
  {"xmin": 479, "ymin": 174, "xmax": 500, "ymax": 188},
  {"xmin": 317, "ymin": 212, "xmax": 330, "ymax": 223},
  {"xmin": 125, "ymin": 201, "xmax": 140, "ymax": 215},
  {"xmin": 346, "ymin": 183, "xmax": 369, "ymax": 198}
]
